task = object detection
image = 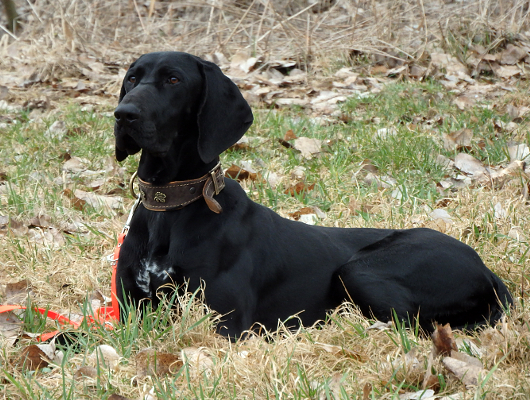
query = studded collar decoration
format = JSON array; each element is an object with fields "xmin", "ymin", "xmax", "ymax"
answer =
[{"xmin": 136, "ymin": 161, "xmax": 225, "ymax": 214}]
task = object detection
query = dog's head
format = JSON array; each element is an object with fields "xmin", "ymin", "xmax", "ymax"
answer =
[{"xmin": 114, "ymin": 52, "xmax": 253, "ymax": 163}]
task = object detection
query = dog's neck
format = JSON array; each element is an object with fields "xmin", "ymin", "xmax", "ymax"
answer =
[{"xmin": 137, "ymin": 135, "xmax": 217, "ymax": 185}]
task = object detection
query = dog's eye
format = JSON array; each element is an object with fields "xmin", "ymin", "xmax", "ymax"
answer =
[
  {"xmin": 128, "ymin": 76, "xmax": 136, "ymax": 84},
  {"xmin": 168, "ymin": 76, "xmax": 179, "ymax": 84}
]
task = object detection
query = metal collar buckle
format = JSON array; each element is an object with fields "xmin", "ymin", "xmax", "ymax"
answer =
[{"xmin": 210, "ymin": 161, "xmax": 222, "ymax": 195}]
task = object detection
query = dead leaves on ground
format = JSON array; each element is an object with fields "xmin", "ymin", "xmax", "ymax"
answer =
[
  {"xmin": 1, "ymin": 215, "xmax": 56, "ymax": 246},
  {"xmin": 16, "ymin": 340, "xmax": 64, "ymax": 371},
  {"xmin": 0, "ymin": 311, "xmax": 23, "ymax": 346},
  {"xmin": 0, "ymin": 280, "xmax": 31, "ymax": 345},
  {"xmin": 136, "ymin": 349, "xmax": 183, "ymax": 378},
  {"xmin": 284, "ymin": 182, "xmax": 316, "ymax": 197},
  {"xmin": 134, "ymin": 347, "xmax": 214, "ymax": 394},
  {"xmin": 0, "ymin": 213, "xmax": 85, "ymax": 249},
  {"xmin": 216, "ymin": 38, "xmax": 530, "ymax": 118},
  {"xmin": 440, "ymin": 152, "xmax": 527, "ymax": 195},
  {"xmin": 279, "ymin": 129, "xmax": 326, "ymax": 159},
  {"xmin": 431, "ymin": 324, "xmax": 486, "ymax": 388},
  {"xmin": 224, "ymin": 164, "xmax": 259, "ymax": 182},
  {"xmin": 392, "ymin": 323, "xmax": 489, "ymax": 400},
  {"xmin": 59, "ymin": 155, "xmax": 125, "ymax": 213}
]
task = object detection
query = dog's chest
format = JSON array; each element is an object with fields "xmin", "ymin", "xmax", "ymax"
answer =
[
  {"xmin": 135, "ymin": 257, "xmax": 176, "ymax": 297},
  {"xmin": 128, "ymin": 211, "xmax": 218, "ymax": 296}
]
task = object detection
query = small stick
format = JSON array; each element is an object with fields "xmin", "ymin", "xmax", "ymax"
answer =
[
  {"xmin": 148, "ymin": 0, "xmax": 156, "ymax": 19},
  {"xmin": 255, "ymin": 2, "xmax": 317, "ymax": 45},
  {"xmin": 132, "ymin": 0, "xmax": 148, "ymax": 36},
  {"xmin": 221, "ymin": 0, "xmax": 256, "ymax": 47}
]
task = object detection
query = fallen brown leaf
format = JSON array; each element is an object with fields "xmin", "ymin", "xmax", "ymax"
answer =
[
  {"xmin": 288, "ymin": 207, "xmax": 316, "ymax": 221},
  {"xmin": 432, "ymin": 323, "xmax": 457, "ymax": 357},
  {"xmin": 0, "ymin": 311, "xmax": 23, "ymax": 346},
  {"xmin": 454, "ymin": 95, "xmax": 477, "ymax": 110},
  {"xmin": 423, "ymin": 373, "xmax": 440, "ymax": 391},
  {"xmin": 284, "ymin": 182, "xmax": 315, "ymax": 197},
  {"xmin": 499, "ymin": 44, "xmax": 527, "ymax": 65},
  {"xmin": 27, "ymin": 227, "xmax": 65, "ymax": 248},
  {"xmin": 181, "ymin": 347, "xmax": 213, "ymax": 379},
  {"xmin": 63, "ymin": 188, "xmax": 86, "ymax": 211},
  {"xmin": 450, "ymin": 350, "xmax": 483, "ymax": 368},
  {"xmin": 17, "ymin": 345, "xmax": 51, "ymax": 370},
  {"xmin": 454, "ymin": 153, "xmax": 487, "ymax": 178},
  {"xmin": 28, "ymin": 214, "xmax": 55, "ymax": 230},
  {"xmin": 44, "ymin": 120, "xmax": 67, "ymax": 140},
  {"xmin": 4, "ymin": 279, "xmax": 31, "ymax": 305},
  {"xmin": 0, "ymin": 217, "xmax": 27, "ymax": 237},
  {"xmin": 443, "ymin": 128, "xmax": 473, "ymax": 151},
  {"xmin": 62, "ymin": 156, "xmax": 90, "ymax": 173},
  {"xmin": 442, "ymin": 355, "xmax": 485, "ymax": 386},
  {"xmin": 478, "ymin": 160, "xmax": 525, "ymax": 188},
  {"xmin": 493, "ymin": 64, "xmax": 521, "ymax": 79},
  {"xmin": 362, "ymin": 383, "xmax": 372, "ymax": 400},
  {"xmin": 74, "ymin": 366, "xmax": 98, "ymax": 380},
  {"xmin": 431, "ymin": 53, "xmax": 469, "ymax": 75},
  {"xmin": 224, "ymin": 164, "xmax": 258, "ymax": 181},
  {"xmin": 284, "ymin": 129, "xmax": 298, "ymax": 141},
  {"xmin": 290, "ymin": 166, "xmax": 306, "ymax": 180},
  {"xmin": 371, "ymin": 65, "xmax": 388, "ymax": 75},
  {"xmin": 229, "ymin": 136, "xmax": 251, "ymax": 151},
  {"xmin": 366, "ymin": 320, "xmax": 392, "ymax": 330},
  {"xmin": 319, "ymin": 372, "xmax": 342, "ymax": 400},
  {"xmin": 360, "ymin": 159, "xmax": 379, "ymax": 174},
  {"xmin": 87, "ymin": 178, "xmax": 106, "ymax": 191},
  {"xmin": 136, "ymin": 349, "xmax": 183, "ymax": 378},
  {"xmin": 292, "ymin": 137, "xmax": 323, "ymax": 159},
  {"xmin": 263, "ymin": 171, "xmax": 281, "ymax": 188},
  {"xmin": 508, "ymin": 143, "xmax": 530, "ymax": 162},
  {"xmin": 75, "ymin": 189, "xmax": 123, "ymax": 211},
  {"xmin": 363, "ymin": 173, "xmax": 396, "ymax": 189}
]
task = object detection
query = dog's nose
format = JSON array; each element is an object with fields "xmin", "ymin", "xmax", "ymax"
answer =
[{"xmin": 114, "ymin": 103, "xmax": 140, "ymax": 125}]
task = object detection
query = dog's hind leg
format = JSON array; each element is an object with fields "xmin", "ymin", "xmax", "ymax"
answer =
[
  {"xmin": 336, "ymin": 229, "xmax": 512, "ymax": 332},
  {"xmin": 336, "ymin": 261, "xmax": 420, "ymax": 328}
]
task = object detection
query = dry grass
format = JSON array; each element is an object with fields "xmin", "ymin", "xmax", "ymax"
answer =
[
  {"xmin": 1, "ymin": 0, "xmax": 530, "ymax": 78},
  {"xmin": 1, "ymin": 1, "xmax": 530, "ymax": 399}
]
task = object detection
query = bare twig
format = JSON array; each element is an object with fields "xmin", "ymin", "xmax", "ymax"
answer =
[
  {"xmin": 0, "ymin": 22, "xmax": 18, "ymax": 39},
  {"xmin": 148, "ymin": 0, "xmax": 156, "ymax": 19},
  {"xmin": 132, "ymin": 0, "xmax": 148, "ymax": 36},
  {"xmin": 221, "ymin": 0, "xmax": 256, "ymax": 47},
  {"xmin": 255, "ymin": 2, "xmax": 318, "ymax": 46}
]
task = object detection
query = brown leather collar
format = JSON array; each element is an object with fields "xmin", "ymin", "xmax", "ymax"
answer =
[{"xmin": 136, "ymin": 162, "xmax": 225, "ymax": 214}]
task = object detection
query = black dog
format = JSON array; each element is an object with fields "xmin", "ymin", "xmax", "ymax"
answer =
[{"xmin": 113, "ymin": 51, "xmax": 512, "ymax": 337}]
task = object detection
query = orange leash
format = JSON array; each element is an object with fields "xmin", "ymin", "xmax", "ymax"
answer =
[
  {"xmin": 108, "ymin": 231, "xmax": 127, "ymax": 322},
  {"xmin": 0, "ymin": 194, "xmax": 141, "ymax": 342}
]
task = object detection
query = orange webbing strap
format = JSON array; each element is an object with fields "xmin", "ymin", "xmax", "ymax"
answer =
[
  {"xmin": 0, "ymin": 304, "xmax": 80, "ymax": 342},
  {"xmin": 0, "ymin": 302, "xmax": 119, "ymax": 342},
  {"xmin": 0, "ymin": 233, "xmax": 125, "ymax": 342},
  {"xmin": 109, "ymin": 232, "xmax": 127, "ymax": 323},
  {"xmin": 0, "ymin": 192, "xmax": 140, "ymax": 342}
]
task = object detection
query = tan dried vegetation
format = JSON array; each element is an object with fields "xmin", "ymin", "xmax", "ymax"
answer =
[{"xmin": 1, "ymin": 0, "xmax": 530, "ymax": 399}]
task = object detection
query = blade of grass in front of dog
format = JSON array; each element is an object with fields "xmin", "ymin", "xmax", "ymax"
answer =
[{"xmin": 389, "ymin": 309, "xmax": 412, "ymax": 354}]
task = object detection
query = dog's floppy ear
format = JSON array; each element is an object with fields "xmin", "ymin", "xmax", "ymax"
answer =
[
  {"xmin": 115, "ymin": 77, "xmax": 129, "ymax": 162},
  {"xmin": 195, "ymin": 58, "xmax": 253, "ymax": 163}
]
